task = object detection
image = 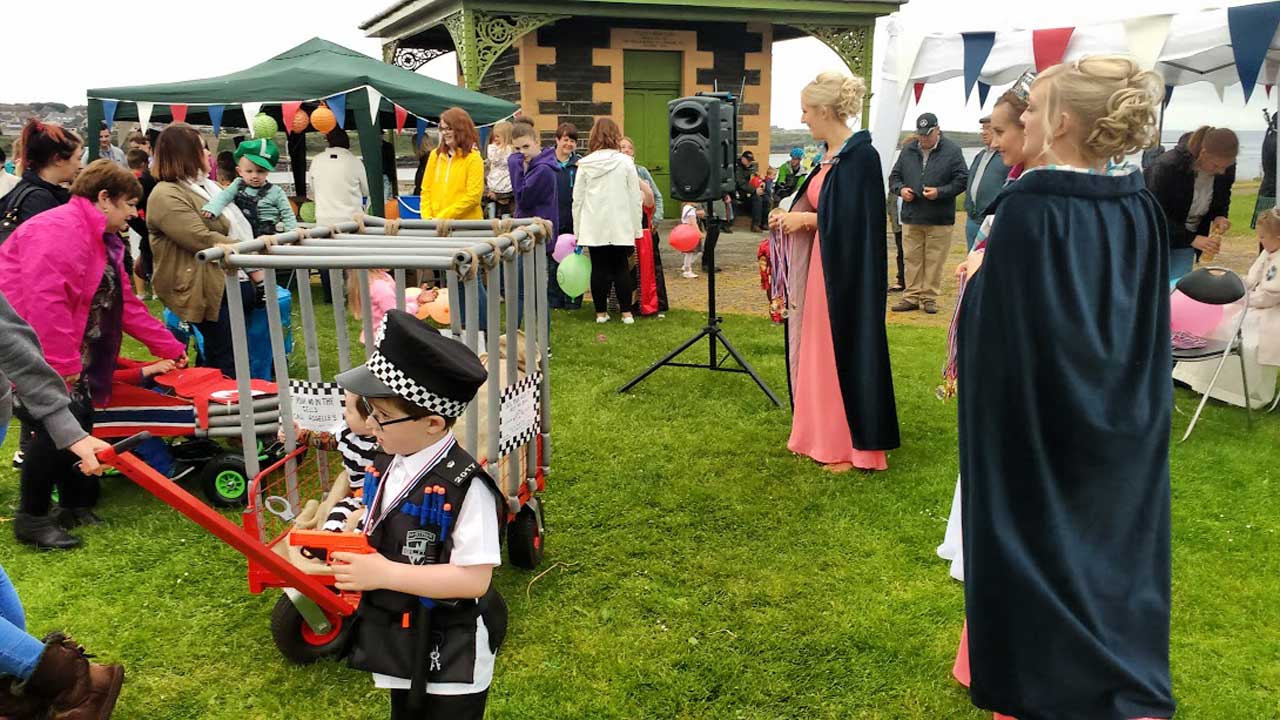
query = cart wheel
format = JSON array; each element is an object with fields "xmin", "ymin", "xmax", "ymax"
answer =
[
  {"xmin": 507, "ymin": 503, "xmax": 544, "ymax": 570},
  {"xmin": 269, "ymin": 595, "xmax": 351, "ymax": 665},
  {"xmin": 200, "ymin": 455, "xmax": 248, "ymax": 508}
]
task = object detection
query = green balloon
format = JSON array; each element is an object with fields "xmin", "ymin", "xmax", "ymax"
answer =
[
  {"xmin": 556, "ymin": 253, "xmax": 591, "ymax": 298},
  {"xmin": 252, "ymin": 113, "xmax": 278, "ymax": 140},
  {"xmin": 299, "ymin": 201, "xmax": 316, "ymax": 223}
]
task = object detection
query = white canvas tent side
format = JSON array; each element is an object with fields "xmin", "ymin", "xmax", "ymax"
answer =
[{"xmin": 869, "ymin": 5, "xmax": 1280, "ymax": 191}]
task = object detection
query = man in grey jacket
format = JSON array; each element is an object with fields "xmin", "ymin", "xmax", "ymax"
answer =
[
  {"xmin": 888, "ymin": 113, "xmax": 969, "ymax": 314},
  {"xmin": 0, "ymin": 290, "xmax": 109, "ymax": 548},
  {"xmin": 963, "ymin": 116, "xmax": 1011, "ymax": 249}
]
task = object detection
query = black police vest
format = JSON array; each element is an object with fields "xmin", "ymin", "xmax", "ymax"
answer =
[
  {"xmin": 231, "ymin": 181, "xmax": 276, "ymax": 237},
  {"xmin": 347, "ymin": 442, "xmax": 509, "ymax": 685}
]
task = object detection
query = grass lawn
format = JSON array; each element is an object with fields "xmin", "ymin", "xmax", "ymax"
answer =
[{"xmin": 1, "ymin": 289, "xmax": 1278, "ymax": 719}]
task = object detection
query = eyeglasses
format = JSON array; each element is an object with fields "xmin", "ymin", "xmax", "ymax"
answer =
[{"xmin": 359, "ymin": 396, "xmax": 419, "ymax": 431}]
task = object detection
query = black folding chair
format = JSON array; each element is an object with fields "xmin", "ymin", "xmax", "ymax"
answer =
[{"xmin": 1173, "ymin": 267, "xmax": 1252, "ymax": 441}]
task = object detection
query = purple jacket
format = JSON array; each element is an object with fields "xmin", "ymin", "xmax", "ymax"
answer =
[
  {"xmin": 0, "ymin": 196, "xmax": 185, "ymax": 380},
  {"xmin": 508, "ymin": 147, "xmax": 561, "ymax": 239}
]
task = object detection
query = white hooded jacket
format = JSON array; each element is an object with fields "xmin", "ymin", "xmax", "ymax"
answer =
[{"xmin": 572, "ymin": 149, "xmax": 643, "ymax": 247}]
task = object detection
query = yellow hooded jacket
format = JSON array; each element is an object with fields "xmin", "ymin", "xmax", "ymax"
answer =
[{"xmin": 420, "ymin": 147, "xmax": 484, "ymax": 220}]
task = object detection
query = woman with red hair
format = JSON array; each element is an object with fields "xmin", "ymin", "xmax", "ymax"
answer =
[
  {"xmin": 0, "ymin": 119, "xmax": 83, "ymax": 237},
  {"xmin": 420, "ymin": 107, "xmax": 484, "ymax": 221}
]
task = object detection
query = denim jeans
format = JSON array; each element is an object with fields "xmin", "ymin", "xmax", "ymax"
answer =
[
  {"xmin": 0, "ymin": 564, "xmax": 45, "ymax": 679},
  {"xmin": 1170, "ymin": 247, "xmax": 1196, "ymax": 289}
]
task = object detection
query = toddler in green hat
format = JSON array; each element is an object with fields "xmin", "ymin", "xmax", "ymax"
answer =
[{"xmin": 201, "ymin": 138, "xmax": 298, "ymax": 238}]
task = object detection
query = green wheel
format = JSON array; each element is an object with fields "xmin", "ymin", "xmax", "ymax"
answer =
[{"xmin": 199, "ymin": 455, "xmax": 248, "ymax": 507}]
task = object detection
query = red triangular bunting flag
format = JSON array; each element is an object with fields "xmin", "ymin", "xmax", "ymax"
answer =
[
  {"xmin": 394, "ymin": 105, "xmax": 409, "ymax": 134},
  {"xmin": 914, "ymin": 82, "xmax": 925, "ymax": 103},
  {"xmin": 169, "ymin": 104, "xmax": 188, "ymax": 124},
  {"xmin": 282, "ymin": 102, "xmax": 303, "ymax": 133},
  {"xmin": 1033, "ymin": 27, "xmax": 1075, "ymax": 71},
  {"xmin": 1268, "ymin": 84, "xmax": 1274, "ymax": 99}
]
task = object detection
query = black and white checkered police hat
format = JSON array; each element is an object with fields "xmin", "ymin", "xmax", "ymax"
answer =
[{"xmin": 335, "ymin": 310, "xmax": 486, "ymax": 419}]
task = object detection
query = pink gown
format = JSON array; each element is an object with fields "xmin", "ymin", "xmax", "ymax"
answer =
[{"xmin": 786, "ymin": 165, "xmax": 888, "ymax": 470}]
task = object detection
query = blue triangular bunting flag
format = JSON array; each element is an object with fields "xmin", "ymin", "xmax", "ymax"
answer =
[
  {"xmin": 415, "ymin": 117, "xmax": 427, "ymax": 147},
  {"xmin": 962, "ymin": 33, "xmax": 997, "ymax": 102},
  {"xmin": 102, "ymin": 100, "xmax": 118, "ymax": 129},
  {"xmin": 1163, "ymin": 84, "xmax": 1174, "ymax": 111},
  {"xmin": 208, "ymin": 105, "xmax": 225, "ymax": 135},
  {"xmin": 1228, "ymin": 1, "xmax": 1280, "ymax": 103},
  {"xmin": 977, "ymin": 82, "xmax": 992, "ymax": 109},
  {"xmin": 327, "ymin": 93, "xmax": 347, "ymax": 129},
  {"xmin": 479, "ymin": 126, "xmax": 491, "ymax": 149}
]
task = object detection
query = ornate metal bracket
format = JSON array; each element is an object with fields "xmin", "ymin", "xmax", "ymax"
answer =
[
  {"xmin": 444, "ymin": 9, "xmax": 566, "ymax": 89},
  {"xmin": 393, "ymin": 47, "xmax": 450, "ymax": 71}
]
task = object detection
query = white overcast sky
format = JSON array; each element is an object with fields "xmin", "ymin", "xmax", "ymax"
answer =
[{"xmin": 1, "ymin": 0, "xmax": 1271, "ymax": 136}]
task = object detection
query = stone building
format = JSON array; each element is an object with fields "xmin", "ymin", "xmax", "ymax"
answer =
[{"xmin": 362, "ymin": 0, "xmax": 900, "ymax": 216}]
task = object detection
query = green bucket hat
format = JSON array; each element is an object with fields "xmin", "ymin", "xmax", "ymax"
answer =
[{"xmin": 233, "ymin": 138, "xmax": 280, "ymax": 171}]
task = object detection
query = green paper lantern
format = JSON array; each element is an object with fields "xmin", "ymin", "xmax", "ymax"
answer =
[
  {"xmin": 252, "ymin": 113, "xmax": 278, "ymax": 140},
  {"xmin": 299, "ymin": 201, "xmax": 316, "ymax": 224},
  {"xmin": 556, "ymin": 253, "xmax": 591, "ymax": 298}
]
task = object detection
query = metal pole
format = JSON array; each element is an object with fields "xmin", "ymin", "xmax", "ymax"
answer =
[
  {"xmin": 222, "ymin": 273, "xmax": 261, "ymax": 481},
  {"xmin": 447, "ymin": 270, "xmax": 462, "ymax": 338},
  {"xmin": 394, "ymin": 268, "xmax": 407, "ymax": 312},
  {"xmin": 329, "ymin": 270, "xmax": 352, "ymax": 372},
  {"xmin": 197, "ymin": 224, "xmax": 361, "ymax": 263},
  {"xmin": 523, "ymin": 238, "xmax": 538, "ymax": 497},
  {"xmin": 357, "ymin": 270, "xmax": 376, "ymax": 359},
  {"xmin": 464, "ymin": 274, "xmax": 480, "ymax": 454},
  {"xmin": 262, "ymin": 272, "xmax": 299, "ymax": 507},
  {"xmin": 534, "ymin": 242, "xmax": 552, "ymax": 472},
  {"xmin": 485, "ymin": 256, "xmax": 501, "ymax": 474},
  {"xmin": 504, "ymin": 250, "xmax": 520, "ymax": 500},
  {"xmin": 294, "ymin": 267, "xmax": 323, "ymax": 383}
]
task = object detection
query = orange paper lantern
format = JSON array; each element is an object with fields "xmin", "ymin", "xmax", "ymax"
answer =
[
  {"xmin": 291, "ymin": 108, "xmax": 311, "ymax": 134},
  {"xmin": 311, "ymin": 105, "xmax": 337, "ymax": 134}
]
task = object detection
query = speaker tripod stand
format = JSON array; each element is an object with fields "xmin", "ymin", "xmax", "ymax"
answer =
[{"xmin": 618, "ymin": 202, "xmax": 781, "ymax": 406}]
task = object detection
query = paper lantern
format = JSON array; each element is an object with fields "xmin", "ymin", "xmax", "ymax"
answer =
[
  {"xmin": 311, "ymin": 105, "xmax": 337, "ymax": 135},
  {"xmin": 428, "ymin": 289, "xmax": 451, "ymax": 325},
  {"xmin": 556, "ymin": 254, "xmax": 591, "ymax": 298},
  {"xmin": 291, "ymin": 108, "xmax": 311, "ymax": 134},
  {"xmin": 669, "ymin": 223, "xmax": 701, "ymax": 252},
  {"xmin": 299, "ymin": 201, "xmax": 316, "ymax": 223},
  {"xmin": 552, "ymin": 233, "xmax": 577, "ymax": 262},
  {"xmin": 252, "ymin": 113, "xmax": 278, "ymax": 140}
]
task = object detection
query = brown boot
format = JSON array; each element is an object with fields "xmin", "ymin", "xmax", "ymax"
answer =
[
  {"xmin": 23, "ymin": 633, "xmax": 123, "ymax": 720},
  {"xmin": 0, "ymin": 675, "xmax": 49, "ymax": 719}
]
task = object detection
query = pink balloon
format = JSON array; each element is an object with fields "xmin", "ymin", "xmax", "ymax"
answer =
[
  {"xmin": 552, "ymin": 233, "xmax": 577, "ymax": 263},
  {"xmin": 669, "ymin": 223, "xmax": 701, "ymax": 253},
  {"xmin": 1170, "ymin": 290, "xmax": 1223, "ymax": 337}
]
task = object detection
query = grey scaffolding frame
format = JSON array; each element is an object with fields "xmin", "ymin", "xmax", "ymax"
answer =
[{"xmin": 196, "ymin": 216, "xmax": 552, "ymax": 523}]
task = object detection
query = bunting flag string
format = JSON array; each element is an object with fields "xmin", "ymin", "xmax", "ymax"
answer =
[{"xmin": 1227, "ymin": 0, "xmax": 1280, "ymax": 103}]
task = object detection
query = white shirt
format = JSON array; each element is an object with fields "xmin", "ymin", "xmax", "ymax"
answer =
[
  {"xmin": 308, "ymin": 147, "xmax": 369, "ymax": 225},
  {"xmin": 1186, "ymin": 170, "xmax": 1215, "ymax": 232},
  {"xmin": 371, "ymin": 433, "xmax": 502, "ymax": 694}
]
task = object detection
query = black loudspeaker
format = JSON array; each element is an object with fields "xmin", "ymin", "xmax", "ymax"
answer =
[{"xmin": 669, "ymin": 94, "xmax": 737, "ymax": 202}]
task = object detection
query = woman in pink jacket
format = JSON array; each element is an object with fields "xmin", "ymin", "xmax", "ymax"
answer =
[{"xmin": 0, "ymin": 159, "xmax": 186, "ymax": 549}]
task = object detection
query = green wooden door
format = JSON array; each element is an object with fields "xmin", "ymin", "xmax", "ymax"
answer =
[{"xmin": 624, "ymin": 51, "xmax": 682, "ymax": 220}]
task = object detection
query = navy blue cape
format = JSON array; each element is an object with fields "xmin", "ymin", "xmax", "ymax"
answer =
[
  {"xmin": 788, "ymin": 131, "xmax": 900, "ymax": 451},
  {"xmin": 957, "ymin": 167, "xmax": 1176, "ymax": 720}
]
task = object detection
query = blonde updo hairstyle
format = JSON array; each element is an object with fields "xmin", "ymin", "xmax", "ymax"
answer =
[
  {"xmin": 801, "ymin": 70, "xmax": 866, "ymax": 124},
  {"xmin": 1032, "ymin": 55, "xmax": 1163, "ymax": 164}
]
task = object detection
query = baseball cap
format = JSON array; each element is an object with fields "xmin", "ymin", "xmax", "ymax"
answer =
[{"xmin": 916, "ymin": 113, "xmax": 939, "ymax": 134}]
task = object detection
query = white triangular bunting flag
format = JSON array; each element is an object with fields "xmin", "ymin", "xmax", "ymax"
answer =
[
  {"xmin": 136, "ymin": 101, "xmax": 153, "ymax": 129},
  {"xmin": 242, "ymin": 102, "xmax": 263, "ymax": 136},
  {"xmin": 895, "ymin": 31, "xmax": 926, "ymax": 101},
  {"xmin": 1212, "ymin": 83, "xmax": 1226, "ymax": 103},
  {"xmin": 1122, "ymin": 15, "xmax": 1173, "ymax": 71},
  {"xmin": 366, "ymin": 87, "xmax": 383, "ymax": 126}
]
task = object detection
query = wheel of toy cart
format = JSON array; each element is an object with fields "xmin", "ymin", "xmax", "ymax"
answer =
[
  {"xmin": 199, "ymin": 454, "xmax": 248, "ymax": 508},
  {"xmin": 506, "ymin": 501, "xmax": 544, "ymax": 570},
  {"xmin": 270, "ymin": 595, "xmax": 352, "ymax": 664}
]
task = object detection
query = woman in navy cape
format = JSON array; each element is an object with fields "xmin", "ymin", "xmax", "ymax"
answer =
[{"xmin": 957, "ymin": 56, "xmax": 1176, "ymax": 720}]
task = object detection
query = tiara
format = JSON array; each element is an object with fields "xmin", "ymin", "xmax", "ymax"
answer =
[{"xmin": 1009, "ymin": 70, "xmax": 1038, "ymax": 104}]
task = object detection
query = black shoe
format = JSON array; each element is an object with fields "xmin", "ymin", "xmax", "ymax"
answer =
[
  {"xmin": 888, "ymin": 284, "xmax": 905, "ymax": 293},
  {"xmin": 54, "ymin": 507, "xmax": 102, "ymax": 529},
  {"xmin": 14, "ymin": 513, "xmax": 81, "ymax": 550},
  {"xmin": 721, "ymin": 225, "xmax": 734, "ymax": 234}
]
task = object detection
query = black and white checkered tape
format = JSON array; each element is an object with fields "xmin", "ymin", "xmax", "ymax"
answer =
[{"xmin": 366, "ymin": 351, "xmax": 470, "ymax": 418}]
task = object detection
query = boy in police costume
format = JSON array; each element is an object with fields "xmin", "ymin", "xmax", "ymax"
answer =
[{"xmin": 332, "ymin": 310, "xmax": 507, "ymax": 719}]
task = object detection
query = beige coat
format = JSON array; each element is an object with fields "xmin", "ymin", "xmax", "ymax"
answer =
[{"xmin": 147, "ymin": 181, "xmax": 232, "ymax": 323}]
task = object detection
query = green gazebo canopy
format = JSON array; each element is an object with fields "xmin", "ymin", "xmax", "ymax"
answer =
[
  {"xmin": 86, "ymin": 38, "xmax": 516, "ymax": 213},
  {"xmin": 88, "ymin": 37, "xmax": 515, "ymax": 128}
]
